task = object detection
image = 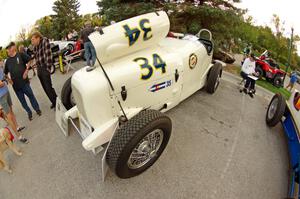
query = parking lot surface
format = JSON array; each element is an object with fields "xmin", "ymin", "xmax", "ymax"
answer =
[{"xmin": 0, "ymin": 61, "xmax": 288, "ymax": 199}]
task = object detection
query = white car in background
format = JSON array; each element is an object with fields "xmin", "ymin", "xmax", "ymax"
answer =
[
  {"xmin": 56, "ymin": 11, "xmax": 222, "ymax": 180},
  {"xmin": 51, "ymin": 40, "xmax": 75, "ymax": 52}
]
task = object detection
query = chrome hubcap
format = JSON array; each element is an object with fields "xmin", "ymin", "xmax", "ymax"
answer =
[
  {"xmin": 214, "ymin": 74, "xmax": 220, "ymax": 90},
  {"xmin": 127, "ymin": 129, "xmax": 164, "ymax": 169},
  {"xmin": 268, "ymin": 98, "xmax": 278, "ymax": 119},
  {"xmin": 70, "ymin": 92, "xmax": 76, "ymax": 106}
]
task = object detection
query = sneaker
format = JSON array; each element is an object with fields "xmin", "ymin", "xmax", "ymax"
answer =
[
  {"xmin": 17, "ymin": 126, "xmax": 25, "ymax": 132},
  {"xmin": 36, "ymin": 110, "xmax": 42, "ymax": 116},
  {"xmin": 248, "ymin": 90, "xmax": 254, "ymax": 98},
  {"xmin": 28, "ymin": 113, "xmax": 33, "ymax": 121},
  {"xmin": 19, "ymin": 137, "xmax": 29, "ymax": 144},
  {"xmin": 248, "ymin": 92, "xmax": 254, "ymax": 98},
  {"xmin": 243, "ymin": 88, "xmax": 248, "ymax": 94}
]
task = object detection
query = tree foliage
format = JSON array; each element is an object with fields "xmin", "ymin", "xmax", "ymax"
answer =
[
  {"xmin": 52, "ymin": 0, "xmax": 81, "ymax": 39},
  {"xmin": 96, "ymin": 0, "xmax": 300, "ymax": 69}
]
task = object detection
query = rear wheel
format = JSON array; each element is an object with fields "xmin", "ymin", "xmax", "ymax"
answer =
[
  {"xmin": 255, "ymin": 66, "xmax": 263, "ymax": 79},
  {"xmin": 106, "ymin": 109, "xmax": 172, "ymax": 179},
  {"xmin": 206, "ymin": 63, "xmax": 222, "ymax": 94},
  {"xmin": 61, "ymin": 77, "xmax": 75, "ymax": 110},
  {"xmin": 266, "ymin": 93, "xmax": 286, "ymax": 127},
  {"xmin": 273, "ymin": 75, "xmax": 283, "ymax": 87}
]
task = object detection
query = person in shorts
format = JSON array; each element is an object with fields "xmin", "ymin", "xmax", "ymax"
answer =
[{"xmin": 286, "ymin": 71, "xmax": 298, "ymax": 91}]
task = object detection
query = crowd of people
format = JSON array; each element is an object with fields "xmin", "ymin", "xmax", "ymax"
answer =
[
  {"xmin": 0, "ymin": 21, "xmax": 97, "ymax": 149},
  {"xmin": 0, "ymin": 31, "xmax": 59, "ymax": 144}
]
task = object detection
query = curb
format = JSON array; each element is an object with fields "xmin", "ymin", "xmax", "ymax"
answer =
[{"xmin": 222, "ymin": 71, "xmax": 274, "ymax": 101}]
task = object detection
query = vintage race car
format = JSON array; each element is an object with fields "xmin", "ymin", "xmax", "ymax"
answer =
[{"xmin": 56, "ymin": 11, "xmax": 222, "ymax": 180}]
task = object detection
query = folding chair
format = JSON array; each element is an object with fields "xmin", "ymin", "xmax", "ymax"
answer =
[{"xmin": 63, "ymin": 49, "xmax": 85, "ymax": 73}]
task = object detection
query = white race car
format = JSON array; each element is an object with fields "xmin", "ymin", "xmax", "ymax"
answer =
[{"xmin": 56, "ymin": 11, "xmax": 222, "ymax": 180}]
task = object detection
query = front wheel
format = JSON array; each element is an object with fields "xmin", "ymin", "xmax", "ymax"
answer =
[
  {"xmin": 266, "ymin": 93, "xmax": 286, "ymax": 127},
  {"xmin": 206, "ymin": 62, "xmax": 222, "ymax": 94},
  {"xmin": 106, "ymin": 109, "xmax": 172, "ymax": 179}
]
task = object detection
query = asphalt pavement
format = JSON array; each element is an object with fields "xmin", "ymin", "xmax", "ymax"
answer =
[{"xmin": 0, "ymin": 61, "xmax": 289, "ymax": 199}]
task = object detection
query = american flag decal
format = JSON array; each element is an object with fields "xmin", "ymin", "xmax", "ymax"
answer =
[{"xmin": 149, "ymin": 80, "xmax": 172, "ymax": 92}]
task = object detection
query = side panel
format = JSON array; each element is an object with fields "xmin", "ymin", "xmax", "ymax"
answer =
[
  {"xmin": 110, "ymin": 49, "xmax": 184, "ymax": 112},
  {"xmin": 71, "ymin": 68, "xmax": 114, "ymax": 129},
  {"xmin": 180, "ymin": 42, "xmax": 212, "ymax": 101}
]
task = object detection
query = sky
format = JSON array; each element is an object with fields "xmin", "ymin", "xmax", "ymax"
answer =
[
  {"xmin": 0, "ymin": 0, "xmax": 299, "ymax": 50},
  {"xmin": 0, "ymin": 0, "xmax": 98, "ymax": 47},
  {"xmin": 237, "ymin": 0, "xmax": 298, "ymax": 35},
  {"xmin": 236, "ymin": 0, "xmax": 300, "ymax": 53}
]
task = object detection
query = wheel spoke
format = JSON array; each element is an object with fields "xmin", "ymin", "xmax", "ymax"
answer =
[{"xmin": 127, "ymin": 129, "xmax": 164, "ymax": 169}]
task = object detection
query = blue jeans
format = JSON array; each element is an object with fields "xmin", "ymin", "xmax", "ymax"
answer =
[
  {"xmin": 15, "ymin": 83, "xmax": 40, "ymax": 115},
  {"xmin": 84, "ymin": 41, "xmax": 96, "ymax": 66}
]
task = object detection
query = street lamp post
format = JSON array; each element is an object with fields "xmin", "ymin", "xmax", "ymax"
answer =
[{"xmin": 283, "ymin": 27, "xmax": 294, "ymax": 83}]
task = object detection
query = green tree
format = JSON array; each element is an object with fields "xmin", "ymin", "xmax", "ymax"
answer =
[
  {"xmin": 52, "ymin": 0, "xmax": 81, "ymax": 39},
  {"xmin": 35, "ymin": 16, "xmax": 54, "ymax": 39},
  {"xmin": 96, "ymin": 0, "xmax": 300, "ymax": 69}
]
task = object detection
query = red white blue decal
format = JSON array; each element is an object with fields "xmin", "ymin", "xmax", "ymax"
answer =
[{"xmin": 149, "ymin": 80, "xmax": 172, "ymax": 92}]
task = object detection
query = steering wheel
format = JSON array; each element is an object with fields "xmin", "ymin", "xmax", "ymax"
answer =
[{"xmin": 196, "ymin": 29, "xmax": 212, "ymax": 41}]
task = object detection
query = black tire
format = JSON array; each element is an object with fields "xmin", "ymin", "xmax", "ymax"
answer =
[
  {"xmin": 255, "ymin": 66, "xmax": 263, "ymax": 79},
  {"xmin": 273, "ymin": 75, "xmax": 283, "ymax": 88},
  {"xmin": 50, "ymin": 63, "xmax": 56, "ymax": 74},
  {"xmin": 61, "ymin": 77, "xmax": 75, "ymax": 110},
  {"xmin": 106, "ymin": 109, "xmax": 172, "ymax": 179},
  {"xmin": 266, "ymin": 93, "xmax": 286, "ymax": 127},
  {"xmin": 206, "ymin": 63, "xmax": 222, "ymax": 94},
  {"xmin": 67, "ymin": 44, "xmax": 74, "ymax": 52}
]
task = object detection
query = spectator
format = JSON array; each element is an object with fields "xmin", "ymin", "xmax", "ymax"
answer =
[
  {"xmin": 80, "ymin": 21, "xmax": 96, "ymax": 66},
  {"xmin": 286, "ymin": 71, "xmax": 298, "ymax": 91},
  {"xmin": 31, "ymin": 31, "xmax": 57, "ymax": 109},
  {"xmin": 4, "ymin": 42, "xmax": 41, "ymax": 121},
  {"xmin": 0, "ymin": 58, "xmax": 28, "ymax": 143},
  {"xmin": 240, "ymin": 53, "xmax": 257, "ymax": 98},
  {"xmin": 241, "ymin": 43, "xmax": 252, "ymax": 65},
  {"xmin": 19, "ymin": 44, "xmax": 36, "ymax": 76}
]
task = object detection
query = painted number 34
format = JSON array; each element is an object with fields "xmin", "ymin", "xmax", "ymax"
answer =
[
  {"xmin": 123, "ymin": 19, "xmax": 152, "ymax": 46},
  {"xmin": 134, "ymin": 54, "xmax": 166, "ymax": 80}
]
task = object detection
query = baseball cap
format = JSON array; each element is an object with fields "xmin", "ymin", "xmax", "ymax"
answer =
[{"xmin": 6, "ymin": 42, "xmax": 16, "ymax": 49}]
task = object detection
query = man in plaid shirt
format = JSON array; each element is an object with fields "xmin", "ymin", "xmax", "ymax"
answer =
[{"xmin": 31, "ymin": 32, "xmax": 57, "ymax": 109}]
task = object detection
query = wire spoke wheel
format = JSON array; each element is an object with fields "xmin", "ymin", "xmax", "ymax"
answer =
[
  {"xmin": 127, "ymin": 129, "xmax": 164, "ymax": 169},
  {"xmin": 267, "ymin": 98, "xmax": 278, "ymax": 119}
]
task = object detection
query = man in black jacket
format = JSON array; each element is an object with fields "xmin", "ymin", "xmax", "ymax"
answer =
[{"xmin": 5, "ymin": 42, "xmax": 41, "ymax": 121}]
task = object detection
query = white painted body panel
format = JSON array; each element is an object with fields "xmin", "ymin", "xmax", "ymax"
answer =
[{"xmin": 89, "ymin": 11, "xmax": 170, "ymax": 64}]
